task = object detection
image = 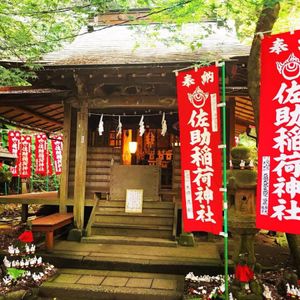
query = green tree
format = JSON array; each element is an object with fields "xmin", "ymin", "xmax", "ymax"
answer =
[{"xmin": 0, "ymin": 0, "xmax": 117, "ymax": 85}]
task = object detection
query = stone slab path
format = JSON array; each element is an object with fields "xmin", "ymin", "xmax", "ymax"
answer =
[
  {"xmin": 41, "ymin": 240, "xmax": 222, "ymax": 274},
  {"xmin": 40, "ymin": 268, "xmax": 184, "ymax": 300}
]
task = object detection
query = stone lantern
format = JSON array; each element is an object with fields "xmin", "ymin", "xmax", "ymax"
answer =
[{"xmin": 227, "ymin": 146, "xmax": 258, "ymax": 266}]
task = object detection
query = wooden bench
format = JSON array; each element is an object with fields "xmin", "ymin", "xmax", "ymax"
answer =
[{"xmin": 31, "ymin": 213, "xmax": 73, "ymax": 252}]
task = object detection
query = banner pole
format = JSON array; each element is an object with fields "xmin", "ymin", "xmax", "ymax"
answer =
[
  {"xmin": 49, "ymin": 142, "xmax": 59, "ymax": 191},
  {"xmin": 4, "ymin": 182, "xmax": 7, "ymax": 195},
  {"xmin": 1, "ymin": 133, "xmax": 8, "ymax": 195},
  {"xmin": 221, "ymin": 61, "xmax": 229, "ymax": 300},
  {"xmin": 30, "ymin": 137, "xmax": 34, "ymax": 192},
  {"xmin": 45, "ymin": 140, "xmax": 49, "ymax": 192},
  {"xmin": 17, "ymin": 176, "xmax": 20, "ymax": 194}
]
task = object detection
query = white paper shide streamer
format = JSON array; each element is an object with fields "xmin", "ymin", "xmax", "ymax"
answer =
[
  {"xmin": 161, "ymin": 112, "xmax": 167, "ymax": 136},
  {"xmin": 98, "ymin": 114, "xmax": 104, "ymax": 136},
  {"xmin": 116, "ymin": 116, "xmax": 122, "ymax": 137},
  {"xmin": 139, "ymin": 115, "xmax": 145, "ymax": 136}
]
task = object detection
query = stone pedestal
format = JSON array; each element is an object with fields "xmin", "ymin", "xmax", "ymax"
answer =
[{"xmin": 227, "ymin": 167, "xmax": 258, "ymax": 266}]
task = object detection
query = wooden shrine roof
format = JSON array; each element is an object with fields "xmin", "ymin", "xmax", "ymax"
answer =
[
  {"xmin": 0, "ymin": 87, "xmax": 70, "ymax": 132},
  {"xmin": 42, "ymin": 23, "xmax": 250, "ymax": 65},
  {"xmin": 0, "ymin": 21, "xmax": 253, "ymax": 135}
]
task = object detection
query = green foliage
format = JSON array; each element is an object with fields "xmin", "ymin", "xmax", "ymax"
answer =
[
  {"xmin": 1, "ymin": 0, "xmax": 300, "ymax": 85},
  {"xmin": 0, "ymin": 166, "xmax": 13, "ymax": 183},
  {"xmin": 130, "ymin": 0, "xmax": 300, "ymax": 48},
  {"xmin": 238, "ymin": 132, "xmax": 258, "ymax": 162},
  {"xmin": 238, "ymin": 132, "xmax": 256, "ymax": 149},
  {"xmin": 7, "ymin": 267, "xmax": 25, "ymax": 280},
  {"xmin": 0, "ymin": 0, "xmax": 113, "ymax": 85},
  {"xmin": 32, "ymin": 174, "xmax": 59, "ymax": 192}
]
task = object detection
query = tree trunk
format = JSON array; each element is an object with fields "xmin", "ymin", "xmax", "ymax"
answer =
[
  {"xmin": 248, "ymin": 1, "xmax": 300, "ymax": 276},
  {"xmin": 247, "ymin": 1, "xmax": 280, "ymax": 132},
  {"xmin": 286, "ymin": 234, "xmax": 300, "ymax": 275}
]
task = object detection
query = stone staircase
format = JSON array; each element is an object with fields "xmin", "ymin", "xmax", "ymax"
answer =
[{"xmin": 83, "ymin": 199, "xmax": 178, "ymax": 247}]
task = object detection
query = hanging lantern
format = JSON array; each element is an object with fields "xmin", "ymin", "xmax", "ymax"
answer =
[{"xmin": 129, "ymin": 141, "xmax": 138, "ymax": 154}]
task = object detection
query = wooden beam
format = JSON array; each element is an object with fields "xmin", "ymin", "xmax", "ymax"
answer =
[
  {"xmin": 73, "ymin": 99, "xmax": 88, "ymax": 230},
  {"xmin": 70, "ymin": 96, "xmax": 178, "ymax": 109},
  {"xmin": 235, "ymin": 110, "xmax": 255, "ymax": 120},
  {"xmin": 235, "ymin": 96, "xmax": 252, "ymax": 105},
  {"xmin": 59, "ymin": 102, "xmax": 72, "ymax": 213},
  {"xmin": 0, "ymin": 106, "xmax": 63, "ymax": 127},
  {"xmin": 19, "ymin": 106, "xmax": 63, "ymax": 126},
  {"xmin": 235, "ymin": 101, "xmax": 253, "ymax": 110},
  {"xmin": 235, "ymin": 106, "xmax": 254, "ymax": 117},
  {"xmin": 229, "ymin": 98, "xmax": 236, "ymax": 151},
  {"xmin": 235, "ymin": 117, "xmax": 255, "ymax": 127}
]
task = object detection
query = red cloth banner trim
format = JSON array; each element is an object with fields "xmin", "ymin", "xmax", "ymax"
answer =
[
  {"xmin": 51, "ymin": 135, "xmax": 63, "ymax": 175},
  {"xmin": 46, "ymin": 148, "xmax": 53, "ymax": 176},
  {"xmin": 19, "ymin": 135, "xmax": 32, "ymax": 178},
  {"xmin": 257, "ymin": 29, "xmax": 300, "ymax": 234},
  {"xmin": 35, "ymin": 134, "xmax": 47, "ymax": 175},
  {"xmin": 176, "ymin": 66, "xmax": 223, "ymax": 234},
  {"xmin": 8, "ymin": 131, "xmax": 21, "ymax": 176}
]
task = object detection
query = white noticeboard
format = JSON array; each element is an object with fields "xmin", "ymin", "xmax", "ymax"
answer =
[{"xmin": 125, "ymin": 189, "xmax": 143, "ymax": 213}]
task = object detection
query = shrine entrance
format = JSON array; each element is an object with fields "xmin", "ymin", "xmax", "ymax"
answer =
[{"xmin": 85, "ymin": 112, "xmax": 179, "ymax": 191}]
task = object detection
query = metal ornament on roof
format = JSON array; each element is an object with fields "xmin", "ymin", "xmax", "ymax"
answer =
[
  {"xmin": 139, "ymin": 115, "xmax": 145, "ymax": 136},
  {"xmin": 161, "ymin": 112, "xmax": 167, "ymax": 136},
  {"xmin": 116, "ymin": 116, "xmax": 122, "ymax": 137},
  {"xmin": 98, "ymin": 114, "xmax": 104, "ymax": 136}
]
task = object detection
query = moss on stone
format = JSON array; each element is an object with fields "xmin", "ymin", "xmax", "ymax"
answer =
[
  {"xmin": 227, "ymin": 170, "xmax": 257, "ymax": 187},
  {"xmin": 231, "ymin": 146, "xmax": 251, "ymax": 160}
]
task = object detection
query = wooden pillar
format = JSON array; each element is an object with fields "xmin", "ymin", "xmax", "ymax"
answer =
[
  {"xmin": 226, "ymin": 97, "xmax": 236, "ymax": 163},
  {"xmin": 73, "ymin": 99, "xmax": 88, "ymax": 230},
  {"xmin": 21, "ymin": 179, "xmax": 28, "ymax": 222},
  {"xmin": 59, "ymin": 102, "xmax": 72, "ymax": 213}
]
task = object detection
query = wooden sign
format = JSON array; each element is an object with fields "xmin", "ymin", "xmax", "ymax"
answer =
[{"xmin": 125, "ymin": 189, "xmax": 143, "ymax": 213}]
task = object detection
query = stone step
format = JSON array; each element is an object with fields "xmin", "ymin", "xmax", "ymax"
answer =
[
  {"xmin": 94, "ymin": 213, "xmax": 173, "ymax": 226},
  {"xmin": 97, "ymin": 200, "xmax": 174, "ymax": 209},
  {"xmin": 70, "ymin": 147, "xmax": 121, "ymax": 154},
  {"xmin": 96, "ymin": 211, "xmax": 174, "ymax": 218},
  {"xmin": 69, "ymin": 160, "xmax": 113, "ymax": 168},
  {"xmin": 69, "ymin": 166, "xmax": 111, "ymax": 175},
  {"xmin": 97, "ymin": 206, "xmax": 174, "ymax": 215},
  {"xmin": 40, "ymin": 269, "xmax": 183, "ymax": 300},
  {"xmin": 81, "ymin": 235, "xmax": 178, "ymax": 247},
  {"xmin": 69, "ymin": 174, "xmax": 110, "ymax": 181},
  {"xmin": 70, "ymin": 153, "xmax": 121, "ymax": 161},
  {"xmin": 69, "ymin": 182, "xmax": 110, "ymax": 188},
  {"xmin": 91, "ymin": 223, "xmax": 173, "ymax": 239}
]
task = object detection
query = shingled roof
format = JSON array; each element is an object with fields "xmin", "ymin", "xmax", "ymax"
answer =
[{"xmin": 43, "ymin": 22, "xmax": 250, "ymax": 65}]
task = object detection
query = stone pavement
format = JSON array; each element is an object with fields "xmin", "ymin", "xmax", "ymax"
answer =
[
  {"xmin": 40, "ymin": 268, "xmax": 184, "ymax": 300},
  {"xmin": 41, "ymin": 240, "xmax": 223, "ymax": 275}
]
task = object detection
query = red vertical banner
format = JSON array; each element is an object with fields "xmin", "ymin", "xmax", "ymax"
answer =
[
  {"xmin": 19, "ymin": 135, "xmax": 31, "ymax": 178},
  {"xmin": 176, "ymin": 66, "xmax": 223, "ymax": 234},
  {"xmin": 51, "ymin": 135, "xmax": 63, "ymax": 175},
  {"xmin": 257, "ymin": 30, "xmax": 300, "ymax": 234},
  {"xmin": 35, "ymin": 134, "xmax": 47, "ymax": 175},
  {"xmin": 8, "ymin": 131, "xmax": 21, "ymax": 176}
]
